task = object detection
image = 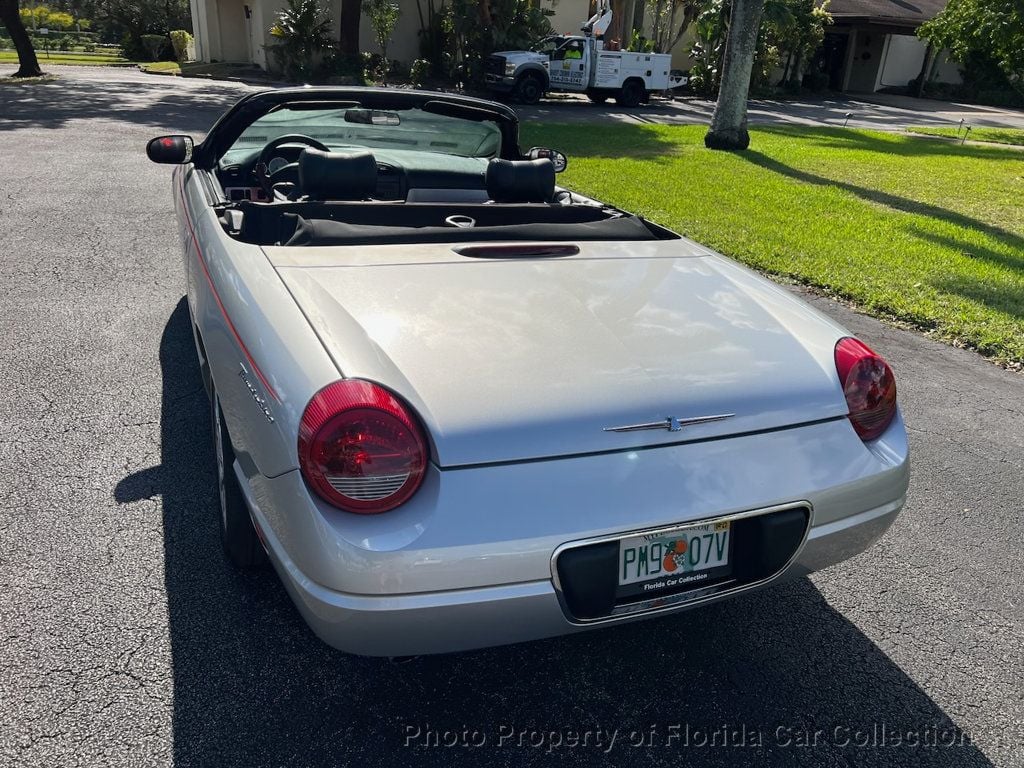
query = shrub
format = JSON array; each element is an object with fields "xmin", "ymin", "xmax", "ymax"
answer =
[
  {"xmin": 139, "ymin": 34, "xmax": 168, "ymax": 62},
  {"xmin": 360, "ymin": 50, "xmax": 382, "ymax": 81},
  {"xmin": 362, "ymin": 0, "xmax": 400, "ymax": 80},
  {"xmin": 388, "ymin": 58, "xmax": 410, "ymax": 80},
  {"xmin": 802, "ymin": 70, "xmax": 829, "ymax": 92},
  {"xmin": 627, "ymin": 30, "xmax": 655, "ymax": 53},
  {"xmin": 410, "ymin": 58, "xmax": 430, "ymax": 87},
  {"xmin": 319, "ymin": 48, "xmax": 366, "ymax": 84},
  {"xmin": 169, "ymin": 30, "xmax": 193, "ymax": 63},
  {"xmin": 268, "ymin": 0, "xmax": 333, "ymax": 81},
  {"xmin": 83, "ymin": 41, "xmax": 96, "ymax": 52},
  {"xmin": 58, "ymin": 36, "xmax": 72, "ymax": 51}
]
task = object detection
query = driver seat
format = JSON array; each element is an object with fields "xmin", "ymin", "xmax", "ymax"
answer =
[{"xmin": 298, "ymin": 148, "xmax": 379, "ymax": 200}]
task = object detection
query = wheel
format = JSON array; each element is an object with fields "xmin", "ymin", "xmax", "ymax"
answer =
[
  {"xmin": 616, "ymin": 79, "xmax": 645, "ymax": 108},
  {"xmin": 212, "ymin": 390, "xmax": 268, "ymax": 569},
  {"xmin": 515, "ymin": 73, "xmax": 545, "ymax": 105},
  {"xmin": 587, "ymin": 91, "xmax": 609, "ymax": 104}
]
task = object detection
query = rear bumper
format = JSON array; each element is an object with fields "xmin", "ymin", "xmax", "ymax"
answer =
[
  {"xmin": 247, "ymin": 483, "xmax": 903, "ymax": 656},
  {"xmin": 238, "ymin": 413, "xmax": 909, "ymax": 656}
]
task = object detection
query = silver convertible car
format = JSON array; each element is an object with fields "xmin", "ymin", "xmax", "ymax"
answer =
[{"xmin": 147, "ymin": 88, "xmax": 909, "ymax": 656}]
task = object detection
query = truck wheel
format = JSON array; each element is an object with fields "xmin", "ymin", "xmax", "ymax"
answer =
[
  {"xmin": 515, "ymin": 73, "xmax": 544, "ymax": 105},
  {"xmin": 212, "ymin": 390, "xmax": 268, "ymax": 569},
  {"xmin": 587, "ymin": 92, "xmax": 609, "ymax": 104},
  {"xmin": 616, "ymin": 80, "xmax": 645, "ymax": 108}
]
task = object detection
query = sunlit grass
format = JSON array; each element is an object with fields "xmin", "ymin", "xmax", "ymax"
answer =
[
  {"xmin": 907, "ymin": 126, "xmax": 1024, "ymax": 147},
  {"xmin": 0, "ymin": 50, "xmax": 132, "ymax": 66},
  {"xmin": 522, "ymin": 124, "xmax": 1024, "ymax": 366},
  {"xmin": 0, "ymin": 73, "xmax": 58, "ymax": 85},
  {"xmin": 141, "ymin": 61, "xmax": 181, "ymax": 75}
]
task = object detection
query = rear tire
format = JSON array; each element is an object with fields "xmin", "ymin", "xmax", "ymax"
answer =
[
  {"xmin": 515, "ymin": 73, "xmax": 545, "ymax": 105},
  {"xmin": 212, "ymin": 390, "xmax": 268, "ymax": 569},
  {"xmin": 616, "ymin": 79, "xmax": 645, "ymax": 108}
]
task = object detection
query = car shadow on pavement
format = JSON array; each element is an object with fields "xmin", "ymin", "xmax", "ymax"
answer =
[{"xmin": 114, "ymin": 300, "xmax": 996, "ymax": 768}]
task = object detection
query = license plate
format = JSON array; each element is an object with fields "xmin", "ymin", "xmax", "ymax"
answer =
[{"xmin": 617, "ymin": 521, "xmax": 732, "ymax": 599}]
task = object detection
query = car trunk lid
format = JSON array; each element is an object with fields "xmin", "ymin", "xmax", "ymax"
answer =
[{"xmin": 269, "ymin": 240, "xmax": 850, "ymax": 467}]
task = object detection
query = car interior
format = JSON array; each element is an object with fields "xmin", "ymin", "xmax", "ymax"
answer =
[{"xmin": 215, "ymin": 144, "xmax": 679, "ymax": 247}]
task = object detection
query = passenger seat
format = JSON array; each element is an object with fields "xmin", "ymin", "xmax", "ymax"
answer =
[{"xmin": 485, "ymin": 158, "xmax": 556, "ymax": 204}]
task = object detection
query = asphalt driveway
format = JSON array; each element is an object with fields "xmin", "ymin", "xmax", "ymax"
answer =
[{"xmin": 1, "ymin": 67, "xmax": 1022, "ymax": 768}]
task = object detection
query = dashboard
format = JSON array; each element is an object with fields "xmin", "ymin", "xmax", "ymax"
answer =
[{"xmin": 217, "ymin": 145, "xmax": 491, "ymax": 203}]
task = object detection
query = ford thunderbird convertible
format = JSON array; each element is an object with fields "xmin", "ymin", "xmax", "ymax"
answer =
[{"xmin": 147, "ymin": 88, "xmax": 909, "ymax": 656}]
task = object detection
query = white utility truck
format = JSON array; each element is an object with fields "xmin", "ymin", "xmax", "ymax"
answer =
[{"xmin": 484, "ymin": 6, "xmax": 685, "ymax": 106}]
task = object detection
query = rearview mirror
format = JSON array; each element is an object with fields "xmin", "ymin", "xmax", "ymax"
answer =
[
  {"xmin": 345, "ymin": 108, "xmax": 401, "ymax": 126},
  {"xmin": 525, "ymin": 146, "xmax": 567, "ymax": 173},
  {"xmin": 146, "ymin": 135, "xmax": 194, "ymax": 164}
]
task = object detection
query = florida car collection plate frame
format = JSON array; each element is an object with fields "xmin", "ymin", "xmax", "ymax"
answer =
[{"xmin": 551, "ymin": 502, "xmax": 813, "ymax": 624}]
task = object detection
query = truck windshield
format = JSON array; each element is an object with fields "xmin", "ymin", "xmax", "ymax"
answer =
[{"xmin": 530, "ymin": 36, "xmax": 566, "ymax": 54}]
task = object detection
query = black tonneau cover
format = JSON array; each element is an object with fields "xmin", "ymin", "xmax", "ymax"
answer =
[{"xmin": 283, "ymin": 213, "xmax": 660, "ymax": 246}]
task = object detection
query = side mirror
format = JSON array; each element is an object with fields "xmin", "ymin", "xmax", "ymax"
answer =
[
  {"xmin": 146, "ymin": 135, "xmax": 195, "ymax": 164},
  {"xmin": 525, "ymin": 146, "xmax": 568, "ymax": 173}
]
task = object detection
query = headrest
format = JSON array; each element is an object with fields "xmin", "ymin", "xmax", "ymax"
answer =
[
  {"xmin": 298, "ymin": 148, "xmax": 378, "ymax": 200},
  {"xmin": 485, "ymin": 158, "xmax": 555, "ymax": 204}
]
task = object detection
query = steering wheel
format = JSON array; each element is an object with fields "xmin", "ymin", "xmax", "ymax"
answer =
[{"xmin": 255, "ymin": 134, "xmax": 330, "ymax": 201}]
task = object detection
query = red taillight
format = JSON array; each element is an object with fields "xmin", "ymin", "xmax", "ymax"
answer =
[
  {"xmin": 834, "ymin": 337, "xmax": 897, "ymax": 442},
  {"xmin": 298, "ymin": 380, "xmax": 427, "ymax": 514}
]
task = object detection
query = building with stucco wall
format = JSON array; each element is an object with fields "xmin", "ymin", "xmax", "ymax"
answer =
[
  {"xmin": 188, "ymin": 0, "xmax": 957, "ymax": 94},
  {"xmin": 187, "ymin": 0, "xmax": 701, "ymax": 74}
]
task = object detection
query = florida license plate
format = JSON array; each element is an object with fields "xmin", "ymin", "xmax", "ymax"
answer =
[{"xmin": 617, "ymin": 521, "xmax": 732, "ymax": 600}]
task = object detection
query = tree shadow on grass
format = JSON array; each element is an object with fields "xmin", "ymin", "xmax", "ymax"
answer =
[
  {"xmin": 932, "ymin": 275, "xmax": 1024, "ymax": 324},
  {"xmin": 904, "ymin": 224, "xmax": 1024, "ymax": 278},
  {"xmin": 740, "ymin": 148, "xmax": 1024, "ymax": 257},
  {"xmin": 112, "ymin": 299, "xmax": 997, "ymax": 768},
  {"xmin": 752, "ymin": 125, "xmax": 1024, "ymax": 162}
]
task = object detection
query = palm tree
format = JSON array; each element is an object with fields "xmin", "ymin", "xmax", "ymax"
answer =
[
  {"xmin": 704, "ymin": 0, "xmax": 765, "ymax": 150},
  {"xmin": 341, "ymin": 0, "xmax": 361, "ymax": 56}
]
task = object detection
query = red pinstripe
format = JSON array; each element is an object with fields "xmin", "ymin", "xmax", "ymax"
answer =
[{"xmin": 178, "ymin": 174, "xmax": 281, "ymax": 402}]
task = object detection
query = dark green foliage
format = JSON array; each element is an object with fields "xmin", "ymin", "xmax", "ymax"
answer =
[
  {"xmin": 919, "ymin": 0, "xmax": 1024, "ymax": 99},
  {"xmin": 268, "ymin": 0, "xmax": 333, "ymax": 80}
]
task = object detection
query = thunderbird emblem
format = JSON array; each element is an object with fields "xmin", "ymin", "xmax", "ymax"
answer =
[{"xmin": 603, "ymin": 414, "xmax": 734, "ymax": 433}]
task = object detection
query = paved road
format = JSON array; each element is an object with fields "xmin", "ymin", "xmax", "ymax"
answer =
[
  {"xmin": 1, "ymin": 67, "xmax": 1022, "ymax": 768},
  {"xmin": 6, "ymin": 64, "xmax": 1024, "ymax": 132},
  {"xmin": 521, "ymin": 90, "xmax": 1024, "ymax": 131}
]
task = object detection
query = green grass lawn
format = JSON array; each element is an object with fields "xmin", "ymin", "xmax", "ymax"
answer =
[
  {"xmin": 141, "ymin": 61, "xmax": 181, "ymax": 74},
  {"xmin": 521, "ymin": 124, "xmax": 1024, "ymax": 367},
  {"xmin": 0, "ymin": 50, "xmax": 132, "ymax": 66},
  {"xmin": 907, "ymin": 125, "xmax": 1024, "ymax": 147}
]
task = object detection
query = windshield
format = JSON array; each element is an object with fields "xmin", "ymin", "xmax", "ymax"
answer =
[
  {"xmin": 227, "ymin": 105, "xmax": 503, "ymax": 159},
  {"xmin": 530, "ymin": 36, "xmax": 566, "ymax": 54}
]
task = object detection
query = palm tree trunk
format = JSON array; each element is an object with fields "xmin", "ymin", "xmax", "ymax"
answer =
[
  {"xmin": 632, "ymin": 0, "xmax": 646, "ymax": 33},
  {"xmin": 340, "ymin": 0, "xmax": 361, "ymax": 57},
  {"xmin": 788, "ymin": 50, "xmax": 802, "ymax": 87},
  {"xmin": 478, "ymin": 0, "xmax": 492, "ymax": 27},
  {"xmin": 914, "ymin": 43, "xmax": 935, "ymax": 98},
  {"xmin": 623, "ymin": 0, "xmax": 636, "ymax": 43},
  {"xmin": 704, "ymin": 0, "xmax": 765, "ymax": 150},
  {"xmin": 0, "ymin": 0, "xmax": 43, "ymax": 77}
]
